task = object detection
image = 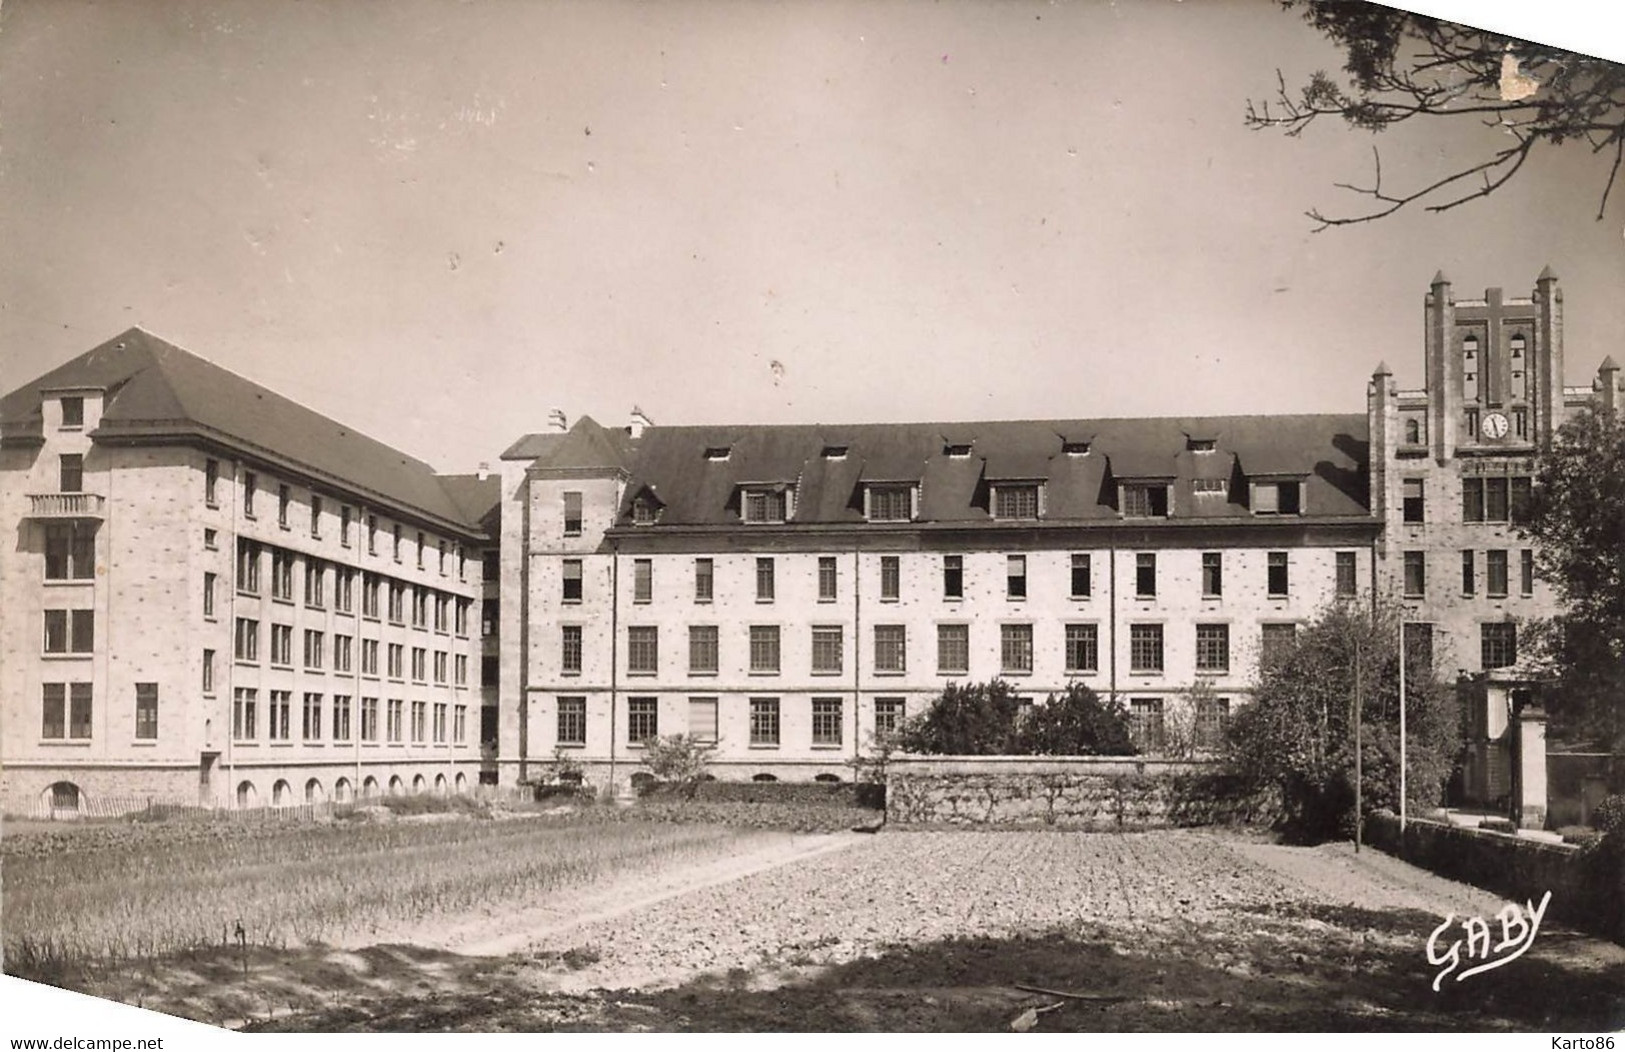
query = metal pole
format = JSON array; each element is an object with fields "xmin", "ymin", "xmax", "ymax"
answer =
[
  {"xmin": 1399, "ymin": 620, "xmax": 1407, "ymax": 832},
  {"xmin": 1354, "ymin": 637, "xmax": 1363, "ymax": 854}
]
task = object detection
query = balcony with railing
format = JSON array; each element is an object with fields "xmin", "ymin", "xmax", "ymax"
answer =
[{"xmin": 28, "ymin": 493, "xmax": 106, "ymax": 519}]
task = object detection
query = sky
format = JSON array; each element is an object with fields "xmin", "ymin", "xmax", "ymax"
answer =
[{"xmin": 2, "ymin": 0, "xmax": 1624, "ymax": 472}]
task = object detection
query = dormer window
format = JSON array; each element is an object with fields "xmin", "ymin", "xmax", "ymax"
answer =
[
  {"xmin": 1252, "ymin": 480, "xmax": 1302, "ymax": 515},
  {"xmin": 821, "ymin": 445, "xmax": 849, "ymax": 460},
  {"xmin": 1191, "ymin": 478, "xmax": 1226, "ymax": 496},
  {"xmin": 60, "ymin": 397, "xmax": 84, "ymax": 429},
  {"xmin": 703, "ymin": 446, "xmax": 731, "ymax": 461},
  {"xmin": 1120, "ymin": 483, "xmax": 1168, "ymax": 518},
  {"xmin": 944, "ymin": 443, "xmax": 972, "ymax": 458},
  {"xmin": 867, "ymin": 485, "xmax": 913, "ymax": 522},
  {"xmin": 632, "ymin": 498, "xmax": 659, "ymax": 525},
  {"xmin": 741, "ymin": 486, "xmax": 790, "ymax": 524},
  {"xmin": 993, "ymin": 483, "xmax": 1041, "ymax": 520},
  {"xmin": 1186, "ymin": 438, "xmax": 1217, "ymax": 453},
  {"xmin": 1062, "ymin": 440, "xmax": 1091, "ymax": 456}
]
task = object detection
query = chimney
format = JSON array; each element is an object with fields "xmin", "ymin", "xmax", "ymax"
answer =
[
  {"xmin": 1599, "ymin": 356, "xmax": 1620, "ymax": 415},
  {"xmin": 476, "ymin": 461, "xmax": 490, "ymax": 481},
  {"xmin": 547, "ymin": 408, "xmax": 567, "ymax": 433},
  {"xmin": 630, "ymin": 405, "xmax": 654, "ymax": 439}
]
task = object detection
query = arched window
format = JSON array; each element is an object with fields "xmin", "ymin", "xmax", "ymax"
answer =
[
  {"xmin": 46, "ymin": 781, "xmax": 81, "ymax": 814},
  {"xmin": 1404, "ymin": 418, "xmax": 1421, "ymax": 444},
  {"xmin": 334, "ymin": 777, "xmax": 354, "ymax": 803},
  {"xmin": 629, "ymin": 771, "xmax": 657, "ymax": 794},
  {"xmin": 305, "ymin": 778, "xmax": 325, "ymax": 804},
  {"xmin": 362, "ymin": 776, "xmax": 380, "ymax": 799},
  {"xmin": 272, "ymin": 779, "xmax": 293, "ymax": 806},
  {"xmin": 454, "ymin": 772, "xmax": 468, "ymax": 795},
  {"xmin": 236, "ymin": 780, "xmax": 258, "ymax": 808},
  {"xmin": 751, "ymin": 773, "xmax": 779, "ymax": 783},
  {"xmin": 410, "ymin": 774, "xmax": 426, "ymax": 795},
  {"xmin": 434, "ymin": 774, "xmax": 448, "ymax": 796},
  {"xmin": 388, "ymin": 775, "xmax": 405, "ymax": 796},
  {"xmin": 814, "ymin": 773, "xmax": 842, "ymax": 783}
]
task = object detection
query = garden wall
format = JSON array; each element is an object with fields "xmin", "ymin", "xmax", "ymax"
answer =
[
  {"xmin": 885, "ymin": 756, "xmax": 1275, "ymax": 829},
  {"xmin": 1365, "ymin": 812, "xmax": 1625, "ymax": 944}
]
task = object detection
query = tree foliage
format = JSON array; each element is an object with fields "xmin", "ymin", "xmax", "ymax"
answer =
[
  {"xmin": 638, "ymin": 733, "xmax": 716, "ymax": 794},
  {"xmin": 893, "ymin": 680, "xmax": 1138, "ymax": 756},
  {"xmin": 1249, "ymin": 1, "xmax": 1625, "ymax": 228},
  {"xmin": 1520, "ymin": 402, "xmax": 1625, "ymax": 747},
  {"xmin": 1225, "ymin": 602, "xmax": 1461, "ymax": 841}
]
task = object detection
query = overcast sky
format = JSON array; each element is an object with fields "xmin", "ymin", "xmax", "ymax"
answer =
[{"xmin": 3, "ymin": 0, "xmax": 1623, "ymax": 471}]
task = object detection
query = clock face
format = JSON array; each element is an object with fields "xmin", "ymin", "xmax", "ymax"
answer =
[{"xmin": 1483, "ymin": 412, "xmax": 1510, "ymax": 440}]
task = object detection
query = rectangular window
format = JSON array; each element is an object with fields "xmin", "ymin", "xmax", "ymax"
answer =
[
  {"xmin": 205, "ymin": 527, "xmax": 217, "ymax": 550},
  {"xmin": 244, "ymin": 472, "xmax": 257, "ymax": 517},
  {"xmin": 943, "ymin": 555, "xmax": 964, "ymax": 599},
  {"xmin": 434, "ymin": 651, "xmax": 448, "ymax": 684},
  {"xmin": 1000, "ymin": 623, "xmax": 1034, "ymax": 674},
  {"xmin": 134, "ymin": 683, "xmax": 158, "ymax": 740},
  {"xmin": 993, "ymin": 484, "xmax": 1040, "ymax": 520},
  {"xmin": 362, "ymin": 574, "xmax": 380, "ymax": 618},
  {"xmin": 270, "ymin": 624, "xmax": 293, "ymax": 666},
  {"xmin": 273, "ymin": 484, "xmax": 291, "ymax": 527},
  {"xmin": 1404, "ymin": 551, "xmax": 1427, "ymax": 597},
  {"xmin": 393, "ymin": 523, "xmax": 402, "ymax": 561},
  {"xmin": 341, "ymin": 505, "xmax": 352, "ymax": 547},
  {"xmin": 563, "ymin": 491, "xmax": 583, "ymax": 536},
  {"xmin": 937, "ymin": 623, "xmax": 970, "ymax": 674},
  {"xmin": 875, "ymin": 698, "xmax": 906, "ymax": 738},
  {"xmin": 454, "ymin": 597, "xmax": 468, "ymax": 636},
  {"xmin": 812, "ymin": 698, "xmax": 843, "ymax": 746},
  {"xmin": 688, "ymin": 697, "xmax": 718, "ymax": 744},
  {"xmin": 1260, "ymin": 623, "xmax": 1297, "ymax": 667},
  {"xmin": 756, "ymin": 557, "xmax": 775, "ymax": 601},
  {"xmin": 310, "ymin": 495, "xmax": 323, "ymax": 538},
  {"xmin": 203, "ymin": 572, "xmax": 217, "ymax": 619},
  {"xmin": 811, "ymin": 626, "xmax": 843, "ymax": 674},
  {"xmin": 387, "ymin": 643, "xmax": 404, "ymax": 679},
  {"xmin": 433, "ymin": 702, "xmax": 447, "ymax": 743},
  {"xmin": 482, "ymin": 598, "xmax": 498, "ymax": 637},
  {"xmin": 1136, "ymin": 553, "xmax": 1156, "ymax": 597},
  {"xmin": 749, "ymin": 697, "xmax": 780, "ymax": 746},
  {"xmin": 1462, "ymin": 550, "xmax": 1476, "ymax": 595},
  {"xmin": 304, "ymin": 630, "xmax": 324, "ymax": 670},
  {"xmin": 818, "ymin": 556, "xmax": 838, "ymax": 601},
  {"xmin": 60, "ymin": 396, "xmax": 84, "ymax": 428},
  {"xmin": 1267, "ymin": 552, "xmax": 1289, "ymax": 597},
  {"xmin": 202, "ymin": 649, "xmax": 216, "ymax": 694},
  {"xmin": 1335, "ymin": 551, "xmax": 1358, "ymax": 597},
  {"xmin": 272, "ymin": 551, "xmax": 293, "ymax": 601},
  {"xmin": 302, "ymin": 693, "xmax": 323, "ymax": 741},
  {"xmin": 1485, "ymin": 477, "xmax": 1510, "ymax": 523},
  {"xmin": 234, "ymin": 618, "xmax": 259, "ymax": 662},
  {"xmin": 694, "ymin": 558, "xmax": 714, "ymax": 602},
  {"xmin": 1404, "ymin": 622, "xmax": 1434, "ymax": 676},
  {"xmin": 1065, "ymin": 623, "xmax": 1098, "ymax": 674},
  {"xmin": 43, "ymin": 609, "xmax": 95, "ymax": 653},
  {"xmin": 454, "ymin": 704, "xmax": 467, "ymax": 744},
  {"xmin": 455, "ymin": 654, "xmax": 468, "ymax": 686},
  {"xmin": 411, "ymin": 587, "xmax": 427, "ymax": 628},
  {"xmin": 1254, "ymin": 480, "xmax": 1301, "ymax": 515},
  {"xmin": 1462, "ymin": 477, "xmax": 1484, "ymax": 523},
  {"xmin": 333, "ymin": 695, "xmax": 352, "ymax": 742},
  {"xmin": 367, "ymin": 515, "xmax": 378, "ymax": 554},
  {"xmin": 561, "ymin": 625, "xmax": 583, "ymax": 674},
  {"xmin": 411, "ymin": 701, "xmax": 427, "ymax": 743},
  {"xmin": 59, "ymin": 454, "xmax": 83, "ymax": 493},
  {"xmin": 627, "ymin": 697, "xmax": 658, "ymax": 743},
  {"xmin": 1481, "ymin": 622, "xmax": 1518, "ymax": 670},
  {"xmin": 1402, "ymin": 479, "xmax": 1425, "ymax": 523},
  {"xmin": 44, "ymin": 523, "xmax": 96, "ymax": 580},
  {"xmin": 411, "ymin": 647, "xmax": 427, "ymax": 682},
  {"xmin": 1007, "ymin": 555, "xmax": 1027, "ymax": 599},
  {"xmin": 868, "ymin": 485, "xmax": 912, "ymax": 522},
  {"xmin": 874, "ymin": 624, "xmax": 907, "ymax": 673},
  {"xmin": 1129, "ymin": 624, "xmax": 1164, "ymax": 672},
  {"xmin": 205, "ymin": 458, "xmax": 219, "ymax": 505},
  {"xmin": 361, "ymin": 698, "xmax": 379, "ymax": 742},
  {"xmin": 681, "ymin": 624, "xmax": 716, "ymax": 673},
  {"xmin": 416, "ymin": 532, "xmax": 426, "ymax": 570},
  {"xmin": 1130, "ymin": 698, "xmax": 1166, "ymax": 753},
  {"xmin": 627, "ymin": 626, "xmax": 659, "ymax": 674},
  {"xmin": 268, "ymin": 690, "xmax": 292, "ymax": 741},
  {"xmin": 633, "ymin": 558, "xmax": 652, "ymax": 603},
  {"xmin": 1195, "ymin": 623, "xmax": 1230, "ymax": 673},
  {"xmin": 742, "ymin": 488, "xmax": 789, "ymax": 523},
  {"xmin": 556, "ymin": 696, "xmax": 587, "ymax": 745},
  {"xmin": 1195, "ymin": 696, "xmax": 1230, "ymax": 751},
  {"xmin": 305, "ymin": 560, "xmax": 325, "ymax": 608},
  {"xmin": 749, "ymin": 625, "xmax": 781, "ymax": 673},
  {"xmin": 1201, "ymin": 552, "xmax": 1222, "ymax": 598},
  {"xmin": 481, "ymin": 549, "xmax": 499, "ymax": 582},
  {"xmin": 361, "ymin": 639, "xmax": 379, "ymax": 676},
  {"xmin": 563, "ymin": 559, "xmax": 583, "ymax": 602},
  {"xmin": 1070, "ymin": 553, "xmax": 1091, "ymax": 598},
  {"xmin": 1487, "ymin": 549, "xmax": 1509, "ymax": 597},
  {"xmin": 387, "ymin": 699, "xmax": 404, "ymax": 742},
  {"xmin": 236, "ymin": 539, "xmax": 261, "ymax": 594},
  {"xmin": 335, "ymin": 568, "xmax": 354, "ymax": 614},
  {"xmin": 880, "ymin": 556, "xmax": 900, "ymax": 601},
  {"xmin": 434, "ymin": 595, "xmax": 449, "ymax": 633},
  {"xmin": 233, "ymin": 688, "xmax": 257, "ymax": 740},
  {"xmin": 1510, "ymin": 477, "xmax": 1533, "ymax": 524},
  {"xmin": 1121, "ymin": 484, "xmax": 1168, "ymax": 518},
  {"xmin": 1521, "ymin": 549, "xmax": 1535, "ymax": 595}
]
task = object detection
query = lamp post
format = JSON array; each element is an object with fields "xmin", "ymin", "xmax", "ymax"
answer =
[
  {"xmin": 1354, "ymin": 637, "xmax": 1363, "ymax": 854},
  {"xmin": 1399, "ymin": 620, "xmax": 1408, "ymax": 832}
]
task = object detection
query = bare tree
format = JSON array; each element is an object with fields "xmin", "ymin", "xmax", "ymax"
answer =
[{"xmin": 1248, "ymin": 1, "xmax": 1625, "ymax": 229}]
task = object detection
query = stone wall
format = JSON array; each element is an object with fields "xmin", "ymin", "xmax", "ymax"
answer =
[{"xmin": 885, "ymin": 756, "xmax": 1274, "ymax": 829}]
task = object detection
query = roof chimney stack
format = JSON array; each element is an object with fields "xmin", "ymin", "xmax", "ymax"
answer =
[
  {"xmin": 476, "ymin": 461, "xmax": 490, "ymax": 481},
  {"xmin": 547, "ymin": 408, "xmax": 567, "ymax": 432},
  {"xmin": 630, "ymin": 405, "xmax": 653, "ymax": 439}
]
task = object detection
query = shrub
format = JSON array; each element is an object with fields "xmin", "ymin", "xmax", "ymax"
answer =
[
  {"xmin": 1558, "ymin": 825, "xmax": 1606, "ymax": 848},
  {"xmin": 1593, "ymin": 794, "xmax": 1625, "ymax": 837},
  {"xmin": 638, "ymin": 734, "xmax": 716, "ymax": 795},
  {"xmin": 1009, "ymin": 683, "xmax": 1137, "ymax": 756},
  {"xmin": 894, "ymin": 680, "xmax": 1138, "ymax": 756}
]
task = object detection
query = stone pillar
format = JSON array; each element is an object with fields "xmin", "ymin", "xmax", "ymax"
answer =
[{"xmin": 1513, "ymin": 704, "xmax": 1549, "ymax": 830}]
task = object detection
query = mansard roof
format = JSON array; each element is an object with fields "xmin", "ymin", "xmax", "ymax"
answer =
[
  {"xmin": 0, "ymin": 327, "xmax": 483, "ymax": 535},
  {"xmin": 509, "ymin": 413, "xmax": 1371, "ymax": 527}
]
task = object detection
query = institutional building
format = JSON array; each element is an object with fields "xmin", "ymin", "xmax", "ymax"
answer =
[
  {"xmin": 0, "ymin": 330, "xmax": 494, "ymax": 815},
  {"xmin": 4, "ymin": 269, "xmax": 1619, "ymax": 809}
]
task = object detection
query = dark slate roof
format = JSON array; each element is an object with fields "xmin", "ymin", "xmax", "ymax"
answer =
[
  {"xmin": 437, "ymin": 473, "xmax": 502, "ymax": 538},
  {"xmin": 1, "ymin": 328, "xmax": 483, "ymax": 533},
  {"xmin": 507, "ymin": 414, "xmax": 1370, "ymax": 526}
]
